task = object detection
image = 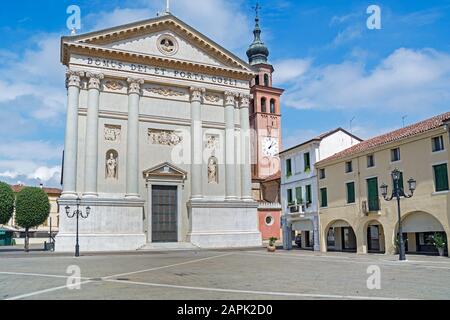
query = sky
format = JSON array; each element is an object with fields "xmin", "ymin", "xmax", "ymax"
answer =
[{"xmin": 0, "ymin": 0, "xmax": 449, "ymax": 188}]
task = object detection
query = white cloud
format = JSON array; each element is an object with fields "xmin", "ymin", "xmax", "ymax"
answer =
[
  {"xmin": 280, "ymin": 48, "xmax": 450, "ymax": 113},
  {"xmin": 273, "ymin": 59, "xmax": 311, "ymax": 85},
  {"xmin": 27, "ymin": 166, "xmax": 61, "ymax": 183}
]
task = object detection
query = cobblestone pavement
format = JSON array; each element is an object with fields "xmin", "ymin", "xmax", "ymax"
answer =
[{"xmin": 1, "ymin": 248, "xmax": 450, "ymax": 300}]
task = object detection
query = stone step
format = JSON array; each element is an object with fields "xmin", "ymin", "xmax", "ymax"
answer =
[{"xmin": 138, "ymin": 242, "xmax": 200, "ymax": 251}]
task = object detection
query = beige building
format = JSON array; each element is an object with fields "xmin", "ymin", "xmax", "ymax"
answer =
[
  {"xmin": 316, "ymin": 112, "xmax": 450, "ymax": 256},
  {"xmin": 8, "ymin": 185, "xmax": 61, "ymax": 244}
]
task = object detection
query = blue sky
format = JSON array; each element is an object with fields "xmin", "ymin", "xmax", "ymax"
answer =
[{"xmin": 0, "ymin": 0, "xmax": 450, "ymax": 187}]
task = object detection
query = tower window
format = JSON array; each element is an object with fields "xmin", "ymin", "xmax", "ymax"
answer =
[
  {"xmin": 270, "ymin": 99, "xmax": 276, "ymax": 114},
  {"xmin": 264, "ymin": 74, "xmax": 269, "ymax": 87},
  {"xmin": 261, "ymin": 98, "xmax": 267, "ymax": 113},
  {"xmin": 255, "ymin": 75, "xmax": 260, "ymax": 86}
]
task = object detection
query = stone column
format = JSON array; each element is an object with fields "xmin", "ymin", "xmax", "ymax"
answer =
[
  {"xmin": 239, "ymin": 94, "xmax": 253, "ymax": 201},
  {"xmin": 83, "ymin": 72, "xmax": 104, "ymax": 198},
  {"xmin": 190, "ymin": 87, "xmax": 205, "ymax": 200},
  {"xmin": 224, "ymin": 91, "xmax": 238, "ymax": 200},
  {"xmin": 62, "ymin": 70, "xmax": 84, "ymax": 198},
  {"xmin": 126, "ymin": 78, "xmax": 144, "ymax": 199}
]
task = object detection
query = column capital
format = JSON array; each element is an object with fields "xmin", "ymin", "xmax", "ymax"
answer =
[
  {"xmin": 224, "ymin": 91, "xmax": 238, "ymax": 106},
  {"xmin": 127, "ymin": 78, "xmax": 145, "ymax": 95},
  {"xmin": 65, "ymin": 70, "xmax": 84, "ymax": 88},
  {"xmin": 86, "ymin": 72, "xmax": 105, "ymax": 90},
  {"xmin": 189, "ymin": 87, "xmax": 206, "ymax": 102},
  {"xmin": 239, "ymin": 93, "xmax": 252, "ymax": 109}
]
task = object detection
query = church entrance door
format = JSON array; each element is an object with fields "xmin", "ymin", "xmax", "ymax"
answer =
[{"xmin": 152, "ymin": 186, "xmax": 178, "ymax": 243}]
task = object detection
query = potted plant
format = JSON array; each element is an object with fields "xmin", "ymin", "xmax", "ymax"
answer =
[
  {"xmin": 432, "ymin": 233, "xmax": 447, "ymax": 257},
  {"xmin": 268, "ymin": 237, "xmax": 278, "ymax": 252}
]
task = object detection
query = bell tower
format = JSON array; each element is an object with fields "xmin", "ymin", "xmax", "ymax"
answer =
[{"xmin": 247, "ymin": 4, "xmax": 284, "ymax": 189}]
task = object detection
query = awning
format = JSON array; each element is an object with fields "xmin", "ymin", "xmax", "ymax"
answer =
[
  {"xmin": 292, "ymin": 219, "xmax": 314, "ymax": 231},
  {"xmin": 402, "ymin": 213, "xmax": 445, "ymax": 233}
]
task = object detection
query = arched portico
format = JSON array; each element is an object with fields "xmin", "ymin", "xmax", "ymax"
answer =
[
  {"xmin": 323, "ymin": 219, "xmax": 357, "ymax": 253},
  {"xmin": 393, "ymin": 211, "xmax": 449, "ymax": 256},
  {"xmin": 362, "ymin": 220, "xmax": 386, "ymax": 254}
]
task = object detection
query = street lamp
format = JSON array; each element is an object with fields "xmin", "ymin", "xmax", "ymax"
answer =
[
  {"xmin": 380, "ymin": 169, "xmax": 416, "ymax": 261},
  {"xmin": 65, "ymin": 197, "xmax": 90, "ymax": 257}
]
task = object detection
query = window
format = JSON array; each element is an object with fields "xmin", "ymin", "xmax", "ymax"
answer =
[
  {"xmin": 261, "ymin": 98, "xmax": 267, "ymax": 113},
  {"xmin": 433, "ymin": 164, "xmax": 449, "ymax": 192},
  {"xmin": 345, "ymin": 161, "xmax": 353, "ymax": 173},
  {"xmin": 270, "ymin": 99, "xmax": 276, "ymax": 114},
  {"xmin": 286, "ymin": 159, "xmax": 292, "ymax": 177},
  {"xmin": 255, "ymin": 75, "xmax": 260, "ymax": 86},
  {"xmin": 367, "ymin": 155, "xmax": 375, "ymax": 168},
  {"xmin": 306, "ymin": 185, "xmax": 312, "ymax": 204},
  {"xmin": 265, "ymin": 215, "xmax": 274, "ymax": 226},
  {"xmin": 319, "ymin": 169, "xmax": 326, "ymax": 180},
  {"xmin": 391, "ymin": 148, "xmax": 401, "ymax": 162},
  {"xmin": 320, "ymin": 188, "xmax": 328, "ymax": 208},
  {"xmin": 432, "ymin": 136, "xmax": 445, "ymax": 152},
  {"xmin": 346, "ymin": 182, "xmax": 356, "ymax": 204},
  {"xmin": 304, "ymin": 153, "xmax": 311, "ymax": 172},
  {"xmin": 287, "ymin": 189, "xmax": 293, "ymax": 205},
  {"xmin": 264, "ymin": 74, "xmax": 270, "ymax": 87},
  {"xmin": 367, "ymin": 178, "xmax": 380, "ymax": 211},
  {"xmin": 295, "ymin": 187, "xmax": 303, "ymax": 205}
]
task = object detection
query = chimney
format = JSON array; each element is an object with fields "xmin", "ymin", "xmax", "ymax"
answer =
[{"xmin": 40, "ymin": 183, "xmax": 44, "ymax": 189}]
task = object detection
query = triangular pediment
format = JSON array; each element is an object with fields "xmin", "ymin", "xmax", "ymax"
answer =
[
  {"xmin": 143, "ymin": 162, "xmax": 187, "ymax": 181},
  {"xmin": 62, "ymin": 14, "xmax": 254, "ymax": 74}
]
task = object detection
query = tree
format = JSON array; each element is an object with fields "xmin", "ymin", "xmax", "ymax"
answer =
[
  {"xmin": 15, "ymin": 187, "xmax": 50, "ymax": 252},
  {"xmin": 0, "ymin": 182, "xmax": 14, "ymax": 226}
]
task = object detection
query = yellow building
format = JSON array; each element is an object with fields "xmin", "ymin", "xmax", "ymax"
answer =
[
  {"xmin": 9, "ymin": 185, "xmax": 61, "ymax": 244},
  {"xmin": 316, "ymin": 112, "xmax": 450, "ymax": 256}
]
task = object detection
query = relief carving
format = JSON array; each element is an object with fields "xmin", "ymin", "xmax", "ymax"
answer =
[
  {"xmin": 146, "ymin": 87, "xmax": 185, "ymax": 97},
  {"xmin": 205, "ymin": 135, "xmax": 220, "ymax": 151},
  {"xmin": 148, "ymin": 129, "xmax": 183, "ymax": 146},
  {"xmin": 104, "ymin": 125, "xmax": 121, "ymax": 142},
  {"xmin": 204, "ymin": 94, "xmax": 220, "ymax": 103},
  {"xmin": 104, "ymin": 80, "xmax": 125, "ymax": 91}
]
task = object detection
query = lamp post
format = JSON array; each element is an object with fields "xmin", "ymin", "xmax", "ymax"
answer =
[
  {"xmin": 65, "ymin": 197, "xmax": 90, "ymax": 257},
  {"xmin": 380, "ymin": 169, "xmax": 416, "ymax": 261}
]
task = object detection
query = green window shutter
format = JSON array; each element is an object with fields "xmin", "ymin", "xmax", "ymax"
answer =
[
  {"xmin": 320, "ymin": 188, "xmax": 328, "ymax": 207},
  {"xmin": 346, "ymin": 182, "xmax": 355, "ymax": 204},
  {"xmin": 295, "ymin": 187, "xmax": 302, "ymax": 204},
  {"xmin": 287, "ymin": 189, "xmax": 293, "ymax": 204},
  {"xmin": 306, "ymin": 185, "xmax": 312, "ymax": 204},
  {"xmin": 367, "ymin": 178, "xmax": 379, "ymax": 211},
  {"xmin": 304, "ymin": 153, "xmax": 311, "ymax": 171},
  {"xmin": 286, "ymin": 159, "xmax": 292, "ymax": 177},
  {"xmin": 434, "ymin": 164, "xmax": 449, "ymax": 192}
]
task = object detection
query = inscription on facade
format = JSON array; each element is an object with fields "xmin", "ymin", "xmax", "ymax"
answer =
[{"xmin": 72, "ymin": 56, "xmax": 246, "ymax": 88}]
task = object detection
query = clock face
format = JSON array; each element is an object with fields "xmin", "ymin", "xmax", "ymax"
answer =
[{"xmin": 263, "ymin": 137, "xmax": 279, "ymax": 157}]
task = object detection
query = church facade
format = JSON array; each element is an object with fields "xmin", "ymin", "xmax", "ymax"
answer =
[{"xmin": 57, "ymin": 14, "xmax": 263, "ymax": 252}]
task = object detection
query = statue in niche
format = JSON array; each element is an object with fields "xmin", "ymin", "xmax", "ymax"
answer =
[
  {"xmin": 208, "ymin": 157, "xmax": 218, "ymax": 184},
  {"xmin": 106, "ymin": 151, "xmax": 118, "ymax": 179}
]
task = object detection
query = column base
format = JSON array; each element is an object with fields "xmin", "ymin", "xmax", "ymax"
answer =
[
  {"xmin": 82, "ymin": 192, "xmax": 98, "ymax": 199},
  {"xmin": 60, "ymin": 192, "xmax": 79, "ymax": 199},
  {"xmin": 225, "ymin": 196, "xmax": 240, "ymax": 201},
  {"xmin": 241, "ymin": 196, "xmax": 254, "ymax": 202},
  {"xmin": 125, "ymin": 193, "xmax": 141, "ymax": 200}
]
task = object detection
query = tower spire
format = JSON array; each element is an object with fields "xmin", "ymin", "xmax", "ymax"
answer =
[{"xmin": 247, "ymin": 1, "xmax": 269, "ymax": 65}]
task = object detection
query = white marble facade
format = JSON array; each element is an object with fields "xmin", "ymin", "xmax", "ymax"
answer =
[{"xmin": 56, "ymin": 14, "xmax": 262, "ymax": 252}]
